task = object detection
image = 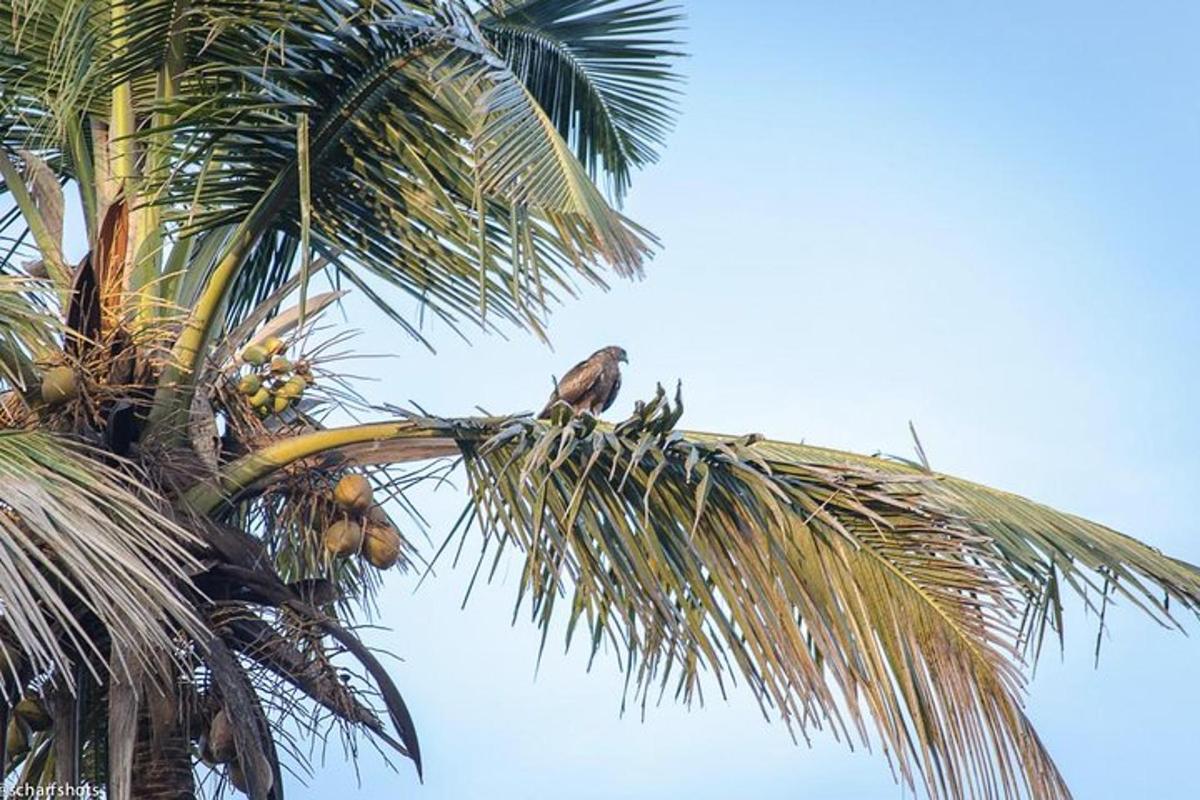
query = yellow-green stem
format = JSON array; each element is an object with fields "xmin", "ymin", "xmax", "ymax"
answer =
[
  {"xmin": 145, "ymin": 227, "xmax": 260, "ymax": 433},
  {"xmin": 297, "ymin": 113, "xmax": 312, "ymax": 326},
  {"xmin": 110, "ymin": 85, "xmax": 136, "ymax": 187},
  {"xmin": 146, "ymin": 45, "xmax": 436, "ymax": 442},
  {"xmin": 181, "ymin": 421, "xmax": 459, "ymax": 515},
  {"xmin": 109, "ymin": 0, "xmax": 137, "ymax": 186},
  {"xmin": 110, "ymin": 0, "xmax": 159, "ymax": 332}
]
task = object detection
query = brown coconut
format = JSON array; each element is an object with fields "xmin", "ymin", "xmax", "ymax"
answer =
[
  {"xmin": 14, "ymin": 696, "xmax": 51, "ymax": 731},
  {"xmin": 229, "ymin": 750, "xmax": 273, "ymax": 795},
  {"xmin": 323, "ymin": 519, "xmax": 364, "ymax": 557},
  {"xmin": 6, "ymin": 718, "xmax": 28, "ymax": 758},
  {"xmin": 228, "ymin": 761, "xmax": 248, "ymax": 793},
  {"xmin": 362, "ymin": 522, "xmax": 402, "ymax": 570},
  {"xmin": 333, "ymin": 474, "xmax": 374, "ymax": 512},
  {"xmin": 209, "ymin": 709, "xmax": 236, "ymax": 764}
]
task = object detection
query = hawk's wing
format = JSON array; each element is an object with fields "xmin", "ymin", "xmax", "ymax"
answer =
[
  {"xmin": 539, "ymin": 354, "xmax": 606, "ymax": 418},
  {"xmin": 598, "ymin": 368, "xmax": 621, "ymax": 412}
]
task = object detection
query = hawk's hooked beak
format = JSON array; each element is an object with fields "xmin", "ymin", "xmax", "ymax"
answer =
[{"xmin": 620, "ymin": 353, "xmax": 629, "ymax": 364}]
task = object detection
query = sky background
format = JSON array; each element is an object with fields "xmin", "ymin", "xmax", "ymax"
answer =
[{"xmin": 298, "ymin": 2, "xmax": 1200, "ymax": 798}]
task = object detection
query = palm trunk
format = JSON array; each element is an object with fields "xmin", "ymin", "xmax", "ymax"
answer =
[{"xmin": 129, "ymin": 693, "xmax": 194, "ymax": 800}]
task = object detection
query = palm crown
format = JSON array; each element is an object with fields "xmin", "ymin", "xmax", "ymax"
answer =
[{"xmin": 0, "ymin": 2, "xmax": 1195, "ymax": 799}]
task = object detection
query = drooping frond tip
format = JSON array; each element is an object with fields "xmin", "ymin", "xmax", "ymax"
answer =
[{"xmin": 738, "ymin": 438, "xmax": 1200, "ymax": 664}]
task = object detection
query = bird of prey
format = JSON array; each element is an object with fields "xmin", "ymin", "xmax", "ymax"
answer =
[{"xmin": 538, "ymin": 346, "xmax": 628, "ymax": 419}]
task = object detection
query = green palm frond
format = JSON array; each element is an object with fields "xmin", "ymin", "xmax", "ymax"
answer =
[
  {"xmin": 136, "ymin": 1, "xmax": 663, "ymax": 347},
  {"xmin": 0, "ymin": 0, "xmax": 106, "ymax": 143},
  {"xmin": 7, "ymin": 2, "xmax": 1183, "ymax": 798},
  {"xmin": 449, "ymin": 388, "xmax": 1200, "ymax": 800},
  {"xmin": 0, "ymin": 430, "xmax": 203, "ymax": 688},
  {"xmin": 465, "ymin": 56, "xmax": 652, "ymax": 274},
  {"xmin": 0, "ymin": 276, "xmax": 57, "ymax": 391},
  {"xmin": 478, "ymin": 0, "xmax": 684, "ymax": 201}
]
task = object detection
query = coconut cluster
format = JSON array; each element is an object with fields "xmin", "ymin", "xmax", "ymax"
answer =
[
  {"xmin": 236, "ymin": 336, "xmax": 312, "ymax": 418},
  {"xmin": 323, "ymin": 475, "xmax": 403, "ymax": 570}
]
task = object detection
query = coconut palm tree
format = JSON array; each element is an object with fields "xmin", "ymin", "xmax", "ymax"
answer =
[{"xmin": 0, "ymin": 1, "xmax": 1195, "ymax": 799}]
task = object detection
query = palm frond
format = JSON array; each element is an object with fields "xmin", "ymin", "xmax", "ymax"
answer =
[
  {"xmin": 478, "ymin": 0, "xmax": 684, "ymax": 201},
  {"xmin": 0, "ymin": 0, "xmax": 107, "ymax": 144},
  {"xmin": 137, "ymin": 1, "xmax": 653, "ymax": 348},
  {"xmin": 0, "ymin": 430, "xmax": 203, "ymax": 692},
  {"xmin": 0, "ymin": 276, "xmax": 58, "ymax": 391},
  {"xmin": 464, "ymin": 53, "xmax": 653, "ymax": 274},
  {"xmin": 449, "ymin": 388, "xmax": 1200, "ymax": 800}
]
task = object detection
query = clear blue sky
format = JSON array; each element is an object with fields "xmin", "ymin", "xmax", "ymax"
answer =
[{"xmin": 302, "ymin": 2, "xmax": 1200, "ymax": 798}]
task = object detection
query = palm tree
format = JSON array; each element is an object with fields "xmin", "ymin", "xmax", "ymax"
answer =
[{"xmin": 0, "ymin": 1, "xmax": 1194, "ymax": 799}]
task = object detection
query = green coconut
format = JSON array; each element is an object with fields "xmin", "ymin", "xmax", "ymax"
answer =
[
  {"xmin": 241, "ymin": 344, "xmax": 269, "ymax": 366},
  {"xmin": 248, "ymin": 387, "xmax": 271, "ymax": 409},
  {"xmin": 279, "ymin": 376, "xmax": 306, "ymax": 398},
  {"xmin": 362, "ymin": 522, "xmax": 402, "ymax": 570},
  {"xmin": 271, "ymin": 393, "xmax": 290, "ymax": 414},
  {"xmin": 323, "ymin": 519, "xmax": 364, "ymax": 557},
  {"xmin": 237, "ymin": 374, "xmax": 262, "ymax": 395},
  {"xmin": 269, "ymin": 355, "xmax": 292, "ymax": 374},
  {"xmin": 263, "ymin": 335, "xmax": 286, "ymax": 355},
  {"xmin": 40, "ymin": 365, "xmax": 78, "ymax": 406},
  {"xmin": 333, "ymin": 474, "xmax": 373, "ymax": 512}
]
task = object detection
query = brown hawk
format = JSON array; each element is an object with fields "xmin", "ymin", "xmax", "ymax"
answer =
[{"xmin": 538, "ymin": 346, "xmax": 627, "ymax": 419}]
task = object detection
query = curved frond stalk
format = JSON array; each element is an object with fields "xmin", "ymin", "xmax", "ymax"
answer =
[
  {"xmin": 0, "ymin": 431, "xmax": 205, "ymax": 691},
  {"xmin": 181, "ymin": 419, "xmax": 463, "ymax": 515},
  {"xmin": 194, "ymin": 560, "xmax": 424, "ymax": 775},
  {"xmin": 478, "ymin": 0, "xmax": 685, "ymax": 201},
  {"xmin": 209, "ymin": 607, "xmax": 388, "ymax": 734},
  {"xmin": 181, "ymin": 379, "xmax": 1200, "ymax": 799}
]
